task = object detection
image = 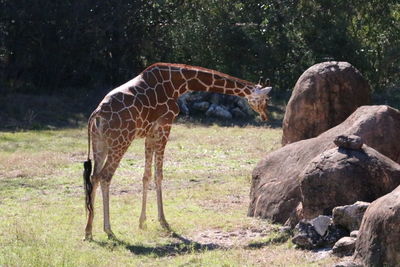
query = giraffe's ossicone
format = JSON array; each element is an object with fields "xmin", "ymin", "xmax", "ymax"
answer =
[{"xmin": 83, "ymin": 63, "xmax": 272, "ymax": 240}]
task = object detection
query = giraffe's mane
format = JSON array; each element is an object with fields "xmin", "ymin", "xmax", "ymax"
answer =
[{"xmin": 144, "ymin": 62, "xmax": 256, "ymax": 87}]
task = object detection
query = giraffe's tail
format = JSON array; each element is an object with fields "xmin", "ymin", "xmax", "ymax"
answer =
[
  {"xmin": 83, "ymin": 110, "xmax": 98, "ymax": 213},
  {"xmin": 83, "ymin": 159, "xmax": 92, "ymax": 213}
]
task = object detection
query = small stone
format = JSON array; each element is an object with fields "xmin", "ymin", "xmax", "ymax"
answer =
[
  {"xmin": 231, "ymin": 107, "xmax": 247, "ymax": 119},
  {"xmin": 210, "ymin": 93, "xmax": 221, "ymax": 105},
  {"xmin": 192, "ymin": 101, "xmax": 210, "ymax": 111},
  {"xmin": 334, "ymin": 260, "xmax": 363, "ymax": 267},
  {"xmin": 236, "ymin": 98, "xmax": 253, "ymax": 115},
  {"xmin": 292, "ymin": 217, "xmax": 348, "ymax": 249},
  {"xmin": 334, "ymin": 135, "xmax": 363, "ymax": 150},
  {"xmin": 292, "ymin": 234, "xmax": 313, "ymax": 248},
  {"xmin": 205, "ymin": 104, "xmax": 232, "ymax": 120},
  {"xmin": 310, "ymin": 215, "xmax": 332, "ymax": 236},
  {"xmin": 177, "ymin": 96, "xmax": 190, "ymax": 115},
  {"xmin": 332, "ymin": 236, "xmax": 357, "ymax": 257},
  {"xmin": 279, "ymin": 226, "xmax": 292, "ymax": 234},
  {"xmin": 324, "ymin": 224, "xmax": 349, "ymax": 246},
  {"xmin": 292, "ymin": 220, "xmax": 321, "ymax": 249},
  {"xmin": 350, "ymin": 230, "xmax": 358, "ymax": 238}
]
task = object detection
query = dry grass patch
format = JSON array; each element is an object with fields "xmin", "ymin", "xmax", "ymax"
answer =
[{"xmin": 0, "ymin": 152, "xmax": 69, "ymax": 179}]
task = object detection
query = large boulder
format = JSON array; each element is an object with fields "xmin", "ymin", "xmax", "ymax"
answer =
[
  {"xmin": 353, "ymin": 185, "xmax": 400, "ymax": 266},
  {"xmin": 248, "ymin": 105, "xmax": 400, "ymax": 225},
  {"xmin": 282, "ymin": 61, "xmax": 370, "ymax": 146},
  {"xmin": 300, "ymin": 144, "xmax": 400, "ymax": 220}
]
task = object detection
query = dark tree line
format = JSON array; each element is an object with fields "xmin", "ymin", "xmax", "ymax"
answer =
[{"xmin": 0, "ymin": 0, "xmax": 399, "ymax": 95}]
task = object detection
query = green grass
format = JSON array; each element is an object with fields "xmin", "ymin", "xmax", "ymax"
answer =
[{"xmin": 0, "ymin": 124, "xmax": 337, "ymax": 266}]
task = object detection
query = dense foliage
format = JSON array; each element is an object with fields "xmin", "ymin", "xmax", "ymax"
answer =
[{"xmin": 1, "ymin": 0, "xmax": 399, "ymax": 94}]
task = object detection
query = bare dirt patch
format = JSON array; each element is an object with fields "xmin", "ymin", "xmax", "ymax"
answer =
[
  {"xmin": 190, "ymin": 228, "xmax": 269, "ymax": 248},
  {"xmin": 186, "ymin": 221, "xmax": 276, "ymax": 249}
]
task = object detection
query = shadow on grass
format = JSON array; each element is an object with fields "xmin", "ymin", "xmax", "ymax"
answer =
[
  {"xmin": 245, "ymin": 231, "xmax": 291, "ymax": 249},
  {"xmin": 94, "ymin": 231, "xmax": 221, "ymax": 257}
]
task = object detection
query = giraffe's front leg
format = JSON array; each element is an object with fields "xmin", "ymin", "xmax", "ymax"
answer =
[
  {"xmin": 139, "ymin": 137, "xmax": 155, "ymax": 229},
  {"xmin": 154, "ymin": 132, "xmax": 171, "ymax": 231},
  {"xmin": 139, "ymin": 172, "xmax": 151, "ymax": 229},
  {"xmin": 155, "ymin": 152, "xmax": 170, "ymax": 230}
]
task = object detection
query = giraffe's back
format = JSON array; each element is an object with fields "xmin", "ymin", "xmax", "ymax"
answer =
[{"xmin": 94, "ymin": 75, "xmax": 179, "ymax": 142}]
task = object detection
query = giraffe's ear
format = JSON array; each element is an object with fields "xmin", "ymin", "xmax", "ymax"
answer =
[{"xmin": 260, "ymin": 87, "xmax": 272, "ymax": 95}]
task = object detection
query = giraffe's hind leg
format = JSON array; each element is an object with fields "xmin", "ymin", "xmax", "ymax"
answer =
[
  {"xmin": 84, "ymin": 177, "xmax": 100, "ymax": 241},
  {"xmin": 99, "ymin": 145, "xmax": 130, "ymax": 239},
  {"xmin": 84, "ymin": 123, "xmax": 108, "ymax": 241}
]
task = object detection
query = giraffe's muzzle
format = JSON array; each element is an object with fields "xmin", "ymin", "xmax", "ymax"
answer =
[{"xmin": 260, "ymin": 112, "xmax": 268, "ymax": 121}]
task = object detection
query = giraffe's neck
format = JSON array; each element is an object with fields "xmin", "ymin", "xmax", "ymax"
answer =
[{"xmin": 141, "ymin": 63, "xmax": 256, "ymax": 99}]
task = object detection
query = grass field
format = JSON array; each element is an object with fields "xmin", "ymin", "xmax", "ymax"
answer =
[{"xmin": 0, "ymin": 123, "xmax": 338, "ymax": 266}]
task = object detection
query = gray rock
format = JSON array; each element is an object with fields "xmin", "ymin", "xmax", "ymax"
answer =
[
  {"xmin": 210, "ymin": 93, "xmax": 221, "ymax": 105},
  {"xmin": 292, "ymin": 220, "xmax": 320, "ymax": 249},
  {"xmin": 332, "ymin": 236, "xmax": 357, "ymax": 257},
  {"xmin": 205, "ymin": 104, "xmax": 232, "ymax": 120},
  {"xmin": 187, "ymin": 92, "xmax": 208, "ymax": 102},
  {"xmin": 310, "ymin": 215, "xmax": 332, "ymax": 236},
  {"xmin": 334, "ymin": 135, "xmax": 363, "ymax": 150},
  {"xmin": 236, "ymin": 98, "xmax": 254, "ymax": 115},
  {"xmin": 178, "ymin": 94, "xmax": 190, "ymax": 115},
  {"xmin": 333, "ymin": 201, "xmax": 370, "ymax": 232},
  {"xmin": 192, "ymin": 101, "xmax": 210, "ymax": 111},
  {"xmin": 292, "ymin": 217, "xmax": 348, "ymax": 249},
  {"xmin": 230, "ymin": 107, "xmax": 247, "ymax": 119},
  {"xmin": 334, "ymin": 260, "xmax": 363, "ymax": 267}
]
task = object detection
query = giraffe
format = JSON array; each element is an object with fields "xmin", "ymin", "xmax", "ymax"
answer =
[{"xmin": 83, "ymin": 63, "xmax": 272, "ymax": 241}]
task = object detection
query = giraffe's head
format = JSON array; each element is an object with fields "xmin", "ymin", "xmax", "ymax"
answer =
[{"xmin": 246, "ymin": 85, "xmax": 272, "ymax": 121}]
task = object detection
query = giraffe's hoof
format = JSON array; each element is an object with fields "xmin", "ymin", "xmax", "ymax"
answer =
[
  {"xmin": 160, "ymin": 221, "xmax": 171, "ymax": 231},
  {"xmin": 107, "ymin": 233, "xmax": 116, "ymax": 240},
  {"xmin": 83, "ymin": 233, "xmax": 93, "ymax": 242},
  {"xmin": 139, "ymin": 223, "xmax": 147, "ymax": 230},
  {"xmin": 139, "ymin": 216, "xmax": 147, "ymax": 230},
  {"xmin": 106, "ymin": 232, "xmax": 116, "ymax": 240}
]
